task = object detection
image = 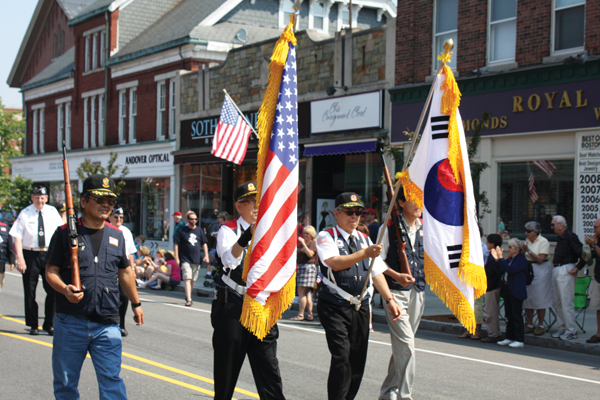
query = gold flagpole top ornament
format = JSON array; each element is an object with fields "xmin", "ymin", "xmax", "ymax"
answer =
[
  {"xmin": 438, "ymin": 38, "xmax": 454, "ymax": 66},
  {"xmin": 443, "ymin": 38, "xmax": 454, "ymax": 53}
]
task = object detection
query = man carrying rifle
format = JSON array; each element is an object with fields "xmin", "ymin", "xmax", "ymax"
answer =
[
  {"xmin": 45, "ymin": 175, "xmax": 144, "ymax": 399},
  {"xmin": 378, "ymin": 189, "xmax": 423, "ymax": 400}
]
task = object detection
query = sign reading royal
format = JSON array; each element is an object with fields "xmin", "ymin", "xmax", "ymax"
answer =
[{"xmin": 311, "ymin": 91, "xmax": 382, "ymax": 135}]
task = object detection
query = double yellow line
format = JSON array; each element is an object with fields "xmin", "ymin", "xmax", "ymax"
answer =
[{"xmin": 0, "ymin": 313, "xmax": 258, "ymax": 399}]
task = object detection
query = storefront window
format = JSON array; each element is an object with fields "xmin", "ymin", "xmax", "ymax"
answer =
[
  {"xmin": 181, "ymin": 164, "xmax": 223, "ymax": 234},
  {"xmin": 498, "ymin": 160, "xmax": 574, "ymax": 240},
  {"xmin": 118, "ymin": 178, "xmax": 171, "ymax": 242}
]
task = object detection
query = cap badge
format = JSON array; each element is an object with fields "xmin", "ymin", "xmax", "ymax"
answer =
[
  {"xmin": 102, "ymin": 177, "xmax": 110, "ymax": 188},
  {"xmin": 350, "ymin": 194, "xmax": 357, "ymax": 201},
  {"xmin": 248, "ymin": 183, "xmax": 256, "ymax": 191}
]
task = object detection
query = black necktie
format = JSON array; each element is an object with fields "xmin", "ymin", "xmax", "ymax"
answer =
[
  {"xmin": 38, "ymin": 210, "xmax": 45, "ymax": 248},
  {"xmin": 348, "ymin": 235, "xmax": 358, "ymax": 254}
]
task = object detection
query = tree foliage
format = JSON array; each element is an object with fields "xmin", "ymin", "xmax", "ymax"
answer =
[{"xmin": 75, "ymin": 152, "xmax": 129, "ymax": 197}]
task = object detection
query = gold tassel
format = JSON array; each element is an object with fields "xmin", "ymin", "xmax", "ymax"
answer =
[
  {"xmin": 396, "ymin": 170, "xmax": 423, "ymax": 210},
  {"xmin": 425, "ymin": 253, "xmax": 476, "ymax": 334}
]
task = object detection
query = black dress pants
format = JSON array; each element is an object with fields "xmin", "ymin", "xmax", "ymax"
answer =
[
  {"xmin": 22, "ymin": 250, "xmax": 55, "ymax": 330},
  {"xmin": 502, "ymin": 285, "xmax": 524, "ymax": 342},
  {"xmin": 317, "ymin": 299, "xmax": 370, "ymax": 400},
  {"xmin": 211, "ymin": 294, "xmax": 285, "ymax": 400}
]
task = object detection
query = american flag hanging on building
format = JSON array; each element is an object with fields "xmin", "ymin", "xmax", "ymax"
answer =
[
  {"xmin": 240, "ymin": 33, "xmax": 299, "ymax": 339},
  {"xmin": 528, "ymin": 172, "xmax": 539, "ymax": 203},
  {"xmin": 532, "ymin": 160, "xmax": 556, "ymax": 178},
  {"xmin": 211, "ymin": 95, "xmax": 252, "ymax": 165}
]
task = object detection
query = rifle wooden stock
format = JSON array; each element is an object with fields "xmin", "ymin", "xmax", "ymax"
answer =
[
  {"xmin": 382, "ymin": 164, "xmax": 413, "ymax": 278},
  {"xmin": 63, "ymin": 143, "xmax": 81, "ymax": 291}
]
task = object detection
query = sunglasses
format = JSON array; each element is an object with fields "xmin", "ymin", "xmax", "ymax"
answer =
[
  {"xmin": 188, "ymin": 218, "xmax": 198, "ymax": 221},
  {"xmin": 89, "ymin": 195, "xmax": 117, "ymax": 207},
  {"xmin": 525, "ymin": 229, "xmax": 533, "ymax": 233},
  {"xmin": 341, "ymin": 210, "xmax": 362, "ymax": 217},
  {"xmin": 238, "ymin": 198, "xmax": 257, "ymax": 204}
]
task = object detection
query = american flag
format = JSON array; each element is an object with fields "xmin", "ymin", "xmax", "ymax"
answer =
[
  {"xmin": 243, "ymin": 44, "xmax": 298, "ymax": 336},
  {"xmin": 211, "ymin": 95, "xmax": 252, "ymax": 165},
  {"xmin": 532, "ymin": 160, "xmax": 556, "ymax": 178},
  {"xmin": 528, "ymin": 172, "xmax": 539, "ymax": 203}
]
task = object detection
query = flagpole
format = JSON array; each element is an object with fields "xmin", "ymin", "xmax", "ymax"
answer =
[
  {"xmin": 353, "ymin": 39, "xmax": 455, "ymax": 310},
  {"xmin": 222, "ymin": 89, "xmax": 259, "ymax": 138}
]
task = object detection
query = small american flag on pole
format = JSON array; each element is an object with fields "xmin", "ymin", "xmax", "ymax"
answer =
[
  {"xmin": 528, "ymin": 172, "xmax": 539, "ymax": 203},
  {"xmin": 211, "ymin": 95, "xmax": 252, "ymax": 165}
]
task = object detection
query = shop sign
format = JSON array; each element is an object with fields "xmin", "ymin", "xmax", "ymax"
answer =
[
  {"xmin": 575, "ymin": 132, "xmax": 600, "ymax": 241},
  {"xmin": 392, "ymin": 80, "xmax": 600, "ymax": 142},
  {"xmin": 124, "ymin": 153, "xmax": 171, "ymax": 165},
  {"xmin": 180, "ymin": 111, "xmax": 259, "ymax": 149},
  {"xmin": 311, "ymin": 91, "xmax": 382, "ymax": 134}
]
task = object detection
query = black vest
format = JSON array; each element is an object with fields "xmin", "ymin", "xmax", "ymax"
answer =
[
  {"xmin": 318, "ymin": 227, "xmax": 371, "ymax": 307},
  {"xmin": 56, "ymin": 221, "xmax": 124, "ymax": 317},
  {"xmin": 214, "ymin": 220, "xmax": 247, "ymax": 305},
  {"xmin": 0, "ymin": 222, "xmax": 9, "ymax": 264},
  {"xmin": 384, "ymin": 219, "xmax": 426, "ymax": 292}
]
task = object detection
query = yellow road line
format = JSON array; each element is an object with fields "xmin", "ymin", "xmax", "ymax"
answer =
[{"xmin": 0, "ymin": 313, "xmax": 259, "ymax": 399}]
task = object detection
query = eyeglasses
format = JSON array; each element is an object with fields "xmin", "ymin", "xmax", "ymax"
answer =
[
  {"xmin": 340, "ymin": 210, "xmax": 362, "ymax": 217},
  {"xmin": 507, "ymin": 245, "xmax": 515, "ymax": 249},
  {"xmin": 238, "ymin": 198, "xmax": 257, "ymax": 204},
  {"xmin": 112, "ymin": 215, "xmax": 124, "ymax": 220},
  {"xmin": 89, "ymin": 195, "xmax": 117, "ymax": 207},
  {"xmin": 525, "ymin": 229, "xmax": 533, "ymax": 233}
]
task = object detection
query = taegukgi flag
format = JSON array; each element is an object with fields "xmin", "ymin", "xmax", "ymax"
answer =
[
  {"xmin": 398, "ymin": 62, "xmax": 486, "ymax": 333},
  {"xmin": 240, "ymin": 17, "xmax": 298, "ymax": 340}
]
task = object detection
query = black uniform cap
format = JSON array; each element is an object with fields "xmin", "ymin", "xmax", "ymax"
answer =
[
  {"xmin": 234, "ymin": 181, "xmax": 257, "ymax": 202},
  {"xmin": 83, "ymin": 174, "xmax": 117, "ymax": 198},
  {"xmin": 335, "ymin": 192, "xmax": 364, "ymax": 209},
  {"xmin": 32, "ymin": 185, "xmax": 48, "ymax": 196}
]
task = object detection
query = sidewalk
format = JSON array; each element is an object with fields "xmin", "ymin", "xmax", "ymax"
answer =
[{"xmin": 174, "ymin": 272, "xmax": 600, "ymax": 356}]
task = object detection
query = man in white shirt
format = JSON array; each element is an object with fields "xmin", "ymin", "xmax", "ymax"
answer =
[
  {"xmin": 9, "ymin": 186, "xmax": 64, "ymax": 335},
  {"xmin": 109, "ymin": 206, "xmax": 136, "ymax": 337},
  {"xmin": 316, "ymin": 192, "xmax": 401, "ymax": 400}
]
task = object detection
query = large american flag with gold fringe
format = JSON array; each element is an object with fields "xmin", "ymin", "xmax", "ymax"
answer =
[
  {"xmin": 398, "ymin": 63, "xmax": 486, "ymax": 334},
  {"xmin": 240, "ymin": 23, "xmax": 298, "ymax": 340}
]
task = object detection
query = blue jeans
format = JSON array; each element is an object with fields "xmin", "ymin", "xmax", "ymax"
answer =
[{"xmin": 53, "ymin": 313, "xmax": 127, "ymax": 400}]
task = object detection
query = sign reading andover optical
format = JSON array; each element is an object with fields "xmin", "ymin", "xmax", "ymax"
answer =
[
  {"xmin": 311, "ymin": 91, "xmax": 382, "ymax": 134},
  {"xmin": 575, "ymin": 132, "xmax": 600, "ymax": 241}
]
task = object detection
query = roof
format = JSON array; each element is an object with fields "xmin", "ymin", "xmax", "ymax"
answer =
[
  {"xmin": 21, "ymin": 47, "xmax": 75, "ymax": 91},
  {"xmin": 110, "ymin": 0, "xmax": 241, "ymax": 61},
  {"xmin": 58, "ymin": 0, "xmax": 99, "ymax": 19}
]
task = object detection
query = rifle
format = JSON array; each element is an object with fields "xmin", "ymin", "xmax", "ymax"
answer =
[
  {"xmin": 63, "ymin": 141, "xmax": 81, "ymax": 292},
  {"xmin": 381, "ymin": 154, "xmax": 413, "ymax": 278}
]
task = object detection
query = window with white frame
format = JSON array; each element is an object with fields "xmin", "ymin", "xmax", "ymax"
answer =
[
  {"xmin": 157, "ymin": 82, "xmax": 166, "ymax": 140},
  {"xmin": 341, "ymin": 5, "xmax": 350, "ymax": 29},
  {"xmin": 129, "ymin": 89, "xmax": 137, "ymax": 143},
  {"xmin": 434, "ymin": 0, "xmax": 458, "ymax": 71},
  {"xmin": 92, "ymin": 33, "xmax": 98, "ymax": 70},
  {"xmin": 489, "ymin": 0, "xmax": 516, "ymax": 64},
  {"xmin": 39, "ymin": 108, "xmax": 45, "ymax": 153},
  {"xmin": 554, "ymin": 0, "xmax": 585, "ymax": 53},
  {"xmin": 98, "ymin": 95, "xmax": 104, "ymax": 146},
  {"xmin": 31, "ymin": 106, "xmax": 45, "ymax": 154},
  {"xmin": 85, "ymin": 36, "xmax": 90, "ymax": 72},
  {"xmin": 83, "ymin": 98, "xmax": 89, "ymax": 148},
  {"xmin": 119, "ymin": 90, "xmax": 127, "ymax": 144},
  {"xmin": 92, "ymin": 97, "xmax": 97, "ymax": 148},
  {"xmin": 32, "ymin": 109, "xmax": 38, "ymax": 154},
  {"xmin": 57, "ymin": 104, "xmax": 64, "ymax": 148},
  {"xmin": 311, "ymin": 1, "xmax": 328, "ymax": 31},
  {"xmin": 65, "ymin": 103, "xmax": 71, "ymax": 150},
  {"xmin": 281, "ymin": 0, "xmax": 297, "ymax": 28},
  {"xmin": 100, "ymin": 31, "xmax": 106, "ymax": 67},
  {"xmin": 169, "ymin": 80, "xmax": 176, "ymax": 138}
]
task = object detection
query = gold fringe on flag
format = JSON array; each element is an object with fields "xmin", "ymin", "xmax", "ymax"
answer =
[
  {"xmin": 396, "ymin": 170, "xmax": 423, "ymax": 210},
  {"xmin": 239, "ymin": 16, "xmax": 298, "ymax": 340},
  {"xmin": 424, "ymin": 253, "xmax": 476, "ymax": 333}
]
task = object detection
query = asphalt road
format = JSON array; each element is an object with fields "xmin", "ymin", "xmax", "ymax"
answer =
[{"xmin": 1, "ymin": 270, "xmax": 599, "ymax": 399}]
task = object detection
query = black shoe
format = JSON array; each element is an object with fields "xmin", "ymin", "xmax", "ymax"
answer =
[
  {"xmin": 45, "ymin": 327, "xmax": 54, "ymax": 336},
  {"xmin": 120, "ymin": 328, "xmax": 128, "ymax": 337},
  {"xmin": 29, "ymin": 328, "xmax": 39, "ymax": 336}
]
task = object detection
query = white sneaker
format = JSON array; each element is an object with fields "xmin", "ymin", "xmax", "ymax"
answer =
[
  {"xmin": 508, "ymin": 341, "xmax": 524, "ymax": 348},
  {"xmin": 560, "ymin": 331, "xmax": 578, "ymax": 340},
  {"xmin": 497, "ymin": 339, "xmax": 513, "ymax": 346},
  {"xmin": 551, "ymin": 330, "xmax": 566, "ymax": 338}
]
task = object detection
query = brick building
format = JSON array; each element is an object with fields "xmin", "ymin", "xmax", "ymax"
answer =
[
  {"xmin": 390, "ymin": 0, "xmax": 600, "ymax": 242},
  {"xmin": 7, "ymin": 0, "xmax": 395, "ymax": 248}
]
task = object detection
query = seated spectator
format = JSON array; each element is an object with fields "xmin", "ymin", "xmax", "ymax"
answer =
[
  {"xmin": 491, "ymin": 238, "xmax": 528, "ymax": 348},
  {"xmin": 134, "ymin": 246, "xmax": 151, "ymax": 280},
  {"xmin": 140, "ymin": 252, "xmax": 181, "ymax": 290},
  {"xmin": 134, "ymin": 235, "xmax": 146, "ymax": 260},
  {"xmin": 481, "ymin": 234, "xmax": 503, "ymax": 343},
  {"xmin": 523, "ymin": 221, "xmax": 553, "ymax": 336},
  {"xmin": 290, "ymin": 225, "xmax": 318, "ymax": 321}
]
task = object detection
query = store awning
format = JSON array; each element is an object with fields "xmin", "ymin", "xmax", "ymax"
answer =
[{"xmin": 303, "ymin": 139, "xmax": 378, "ymax": 156}]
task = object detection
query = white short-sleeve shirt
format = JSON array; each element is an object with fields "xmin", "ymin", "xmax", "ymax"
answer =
[{"xmin": 9, "ymin": 204, "xmax": 64, "ymax": 249}]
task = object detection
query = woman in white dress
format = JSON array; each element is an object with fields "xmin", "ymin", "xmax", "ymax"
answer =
[{"xmin": 523, "ymin": 221, "xmax": 554, "ymax": 335}]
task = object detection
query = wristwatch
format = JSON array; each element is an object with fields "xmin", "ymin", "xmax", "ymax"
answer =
[
  {"xmin": 385, "ymin": 297, "xmax": 394, "ymax": 305},
  {"xmin": 131, "ymin": 302, "xmax": 142, "ymax": 308}
]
